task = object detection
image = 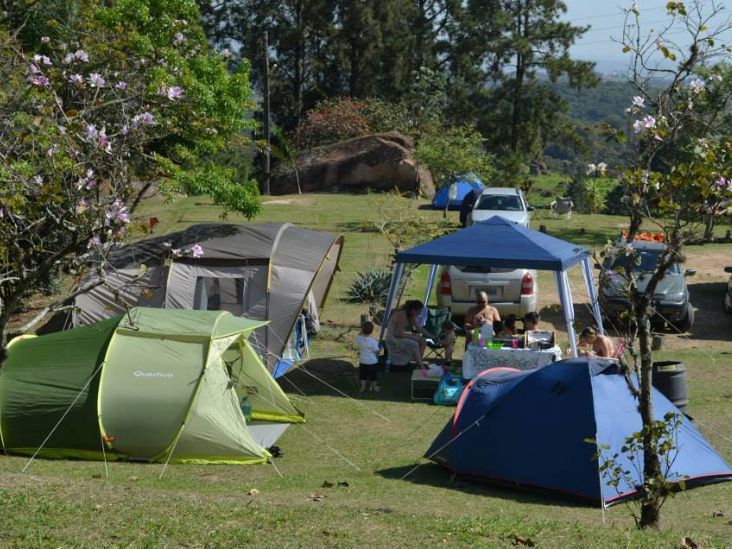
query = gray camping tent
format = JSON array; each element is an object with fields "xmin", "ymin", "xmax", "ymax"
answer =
[{"xmin": 70, "ymin": 223, "xmax": 343, "ymax": 366}]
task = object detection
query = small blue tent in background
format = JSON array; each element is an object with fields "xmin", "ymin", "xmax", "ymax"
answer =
[
  {"xmin": 431, "ymin": 177, "xmax": 484, "ymax": 210},
  {"xmin": 426, "ymin": 358, "xmax": 732, "ymax": 506}
]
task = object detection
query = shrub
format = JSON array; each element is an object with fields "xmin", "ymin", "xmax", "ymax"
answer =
[
  {"xmin": 347, "ymin": 269, "xmax": 393, "ymax": 304},
  {"xmin": 294, "ymin": 97, "xmax": 373, "ymax": 149}
]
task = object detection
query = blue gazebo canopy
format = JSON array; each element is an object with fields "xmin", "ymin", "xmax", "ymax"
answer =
[
  {"xmin": 396, "ymin": 217, "xmax": 589, "ymax": 270},
  {"xmin": 381, "ymin": 216, "xmax": 603, "ymax": 358}
]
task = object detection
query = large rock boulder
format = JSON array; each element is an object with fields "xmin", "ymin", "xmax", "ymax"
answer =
[{"xmin": 271, "ymin": 131, "xmax": 434, "ymax": 196}]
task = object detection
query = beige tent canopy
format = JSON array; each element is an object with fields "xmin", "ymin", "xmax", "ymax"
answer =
[{"xmin": 70, "ymin": 223, "xmax": 343, "ymax": 367}]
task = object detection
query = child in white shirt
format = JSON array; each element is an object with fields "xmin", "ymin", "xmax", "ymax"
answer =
[{"xmin": 356, "ymin": 321, "xmax": 381, "ymax": 393}]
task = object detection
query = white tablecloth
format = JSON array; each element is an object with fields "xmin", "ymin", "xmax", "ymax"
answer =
[{"xmin": 462, "ymin": 345, "xmax": 562, "ymax": 379}]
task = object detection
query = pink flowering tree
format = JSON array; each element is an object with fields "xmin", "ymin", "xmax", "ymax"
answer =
[
  {"xmin": 602, "ymin": 0, "xmax": 732, "ymax": 529},
  {"xmin": 0, "ymin": 0, "xmax": 260, "ymax": 360}
]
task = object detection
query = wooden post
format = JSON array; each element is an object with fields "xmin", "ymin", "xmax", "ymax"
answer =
[{"xmin": 263, "ymin": 31, "xmax": 271, "ymax": 196}]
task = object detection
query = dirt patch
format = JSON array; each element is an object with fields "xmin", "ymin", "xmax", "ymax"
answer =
[
  {"xmin": 262, "ymin": 196, "xmax": 315, "ymax": 206},
  {"xmin": 533, "ymin": 247, "xmax": 732, "ymax": 352}
]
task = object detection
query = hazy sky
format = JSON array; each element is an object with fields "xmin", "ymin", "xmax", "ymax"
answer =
[{"xmin": 561, "ymin": 0, "xmax": 732, "ymax": 73}]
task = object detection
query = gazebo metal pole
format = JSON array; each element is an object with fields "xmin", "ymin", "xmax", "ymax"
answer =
[
  {"xmin": 379, "ymin": 262, "xmax": 405, "ymax": 344},
  {"xmin": 581, "ymin": 257, "xmax": 605, "ymax": 335},
  {"xmin": 554, "ymin": 270, "xmax": 578, "ymax": 357},
  {"xmin": 423, "ymin": 264, "xmax": 439, "ymax": 306}
]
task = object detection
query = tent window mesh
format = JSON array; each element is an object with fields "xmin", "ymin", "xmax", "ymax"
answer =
[{"xmin": 194, "ymin": 277, "xmax": 245, "ymax": 314}]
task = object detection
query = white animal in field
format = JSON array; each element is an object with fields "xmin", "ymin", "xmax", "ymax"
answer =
[{"xmin": 550, "ymin": 197, "xmax": 574, "ymax": 220}]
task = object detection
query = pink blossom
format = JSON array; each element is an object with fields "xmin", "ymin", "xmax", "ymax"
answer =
[
  {"xmin": 190, "ymin": 244, "xmax": 204, "ymax": 258},
  {"xmin": 69, "ymin": 73, "xmax": 83, "ymax": 85},
  {"xmin": 85, "ymin": 124, "xmax": 99, "ymax": 140},
  {"xmin": 632, "ymin": 96, "xmax": 645, "ymax": 108},
  {"xmin": 76, "ymin": 198, "xmax": 88, "ymax": 214},
  {"xmin": 121, "ymin": 125, "xmax": 129, "ymax": 135},
  {"xmin": 88, "ymin": 73, "xmax": 105, "ymax": 88},
  {"xmin": 714, "ymin": 176, "xmax": 732, "ymax": 191},
  {"xmin": 167, "ymin": 86, "xmax": 184, "ymax": 101},
  {"xmin": 27, "ymin": 64, "xmax": 49, "ymax": 86},
  {"xmin": 132, "ymin": 111, "xmax": 156, "ymax": 127},
  {"xmin": 63, "ymin": 52, "xmax": 75, "ymax": 64},
  {"xmin": 0, "ymin": 207, "xmax": 4, "ymax": 219},
  {"xmin": 74, "ymin": 49, "xmax": 89, "ymax": 62},
  {"xmin": 47, "ymin": 144, "xmax": 59, "ymax": 156},
  {"xmin": 32, "ymin": 54, "xmax": 52, "ymax": 66},
  {"xmin": 115, "ymin": 80, "xmax": 128, "ymax": 90},
  {"xmin": 33, "ymin": 175, "xmax": 43, "ymax": 185},
  {"xmin": 689, "ymin": 78, "xmax": 705, "ymax": 94},
  {"xmin": 633, "ymin": 115, "xmax": 657, "ymax": 134},
  {"xmin": 173, "ymin": 32, "xmax": 186, "ymax": 46},
  {"xmin": 97, "ymin": 128, "xmax": 111, "ymax": 152},
  {"xmin": 117, "ymin": 210, "xmax": 130, "ymax": 223}
]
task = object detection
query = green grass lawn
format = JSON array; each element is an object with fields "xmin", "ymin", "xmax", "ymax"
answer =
[{"xmin": 2, "ymin": 191, "xmax": 732, "ymax": 547}]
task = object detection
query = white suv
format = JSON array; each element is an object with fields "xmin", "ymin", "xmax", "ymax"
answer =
[
  {"xmin": 436, "ymin": 265, "xmax": 538, "ymax": 319},
  {"xmin": 441, "ymin": 187, "xmax": 537, "ymax": 318},
  {"xmin": 467, "ymin": 187, "xmax": 531, "ymax": 227}
]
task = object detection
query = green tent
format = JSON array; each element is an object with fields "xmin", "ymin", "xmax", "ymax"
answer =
[{"xmin": 0, "ymin": 308, "xmax": 303, "ymax": 465}]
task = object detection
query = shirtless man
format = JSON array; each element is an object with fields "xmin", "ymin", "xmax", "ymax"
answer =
[
  {"xmin": 578, "ymin": 327, "xmax": 615, "ymax": 358},
  {"xmin": 464, "ymin": 291, "xmax": 501, "ymax": 349}
]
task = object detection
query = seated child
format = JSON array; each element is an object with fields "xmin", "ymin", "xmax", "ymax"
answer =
[
  {"xmin": 521, "ymin": 311, "xmax": 540, "ymax": 334},
  {"xmin": 492, "ymin": 320, "xmax": 505, "ymax": 337},
  {"xmin": 356, "ymin": 321, "xmax": 381, "ymax": 393},
  {"xmin": 438, "ymin": 321, "xmax": 457, "ymax": 362},
  {"xmin": 499, "ymin": 315, "xmax": 518, "ymax": 337}
]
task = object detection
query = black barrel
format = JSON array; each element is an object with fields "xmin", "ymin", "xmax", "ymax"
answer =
[{"xmin": 652, "ymin": 361, "xmax": 688, "ymax": 413}]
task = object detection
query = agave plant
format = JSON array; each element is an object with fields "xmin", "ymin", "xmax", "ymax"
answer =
[{"xmin": 346, "ymin": 268, "xmax": 393, "ymax": 304}]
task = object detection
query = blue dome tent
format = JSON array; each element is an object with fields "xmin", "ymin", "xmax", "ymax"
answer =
[
  {"xmin": 431, "ymin": 178, "xmax": 484, "ymax": 210},
  {"xmin": 426, "ymin": 358, "xmax": 732, "ymax": 506}
]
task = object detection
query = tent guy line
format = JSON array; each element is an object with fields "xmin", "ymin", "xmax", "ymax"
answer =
[{"xmin": 20, "ymin": 359, "xmax": 106, "ymax": 474}]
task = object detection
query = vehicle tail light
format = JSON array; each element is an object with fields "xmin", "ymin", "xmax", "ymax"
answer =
[
  {"xmin": 439, "ymin": 271, "xmax": 452, "ymax": 295},
  {"xmin": 520, "ymin": 272, "xmax": 533, "ymax": 296}
]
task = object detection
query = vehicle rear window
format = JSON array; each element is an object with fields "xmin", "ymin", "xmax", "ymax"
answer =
[
  {"xmin": 475, "ymin": 195, "xmax": 523, "ymax": 211},
  {"xmin": 457, "ymin": 266, "xmax": 515, "ymax": 273},
  {"xmin": 604, "ymin": 251, "xmax": 681, "ymax": 273}
]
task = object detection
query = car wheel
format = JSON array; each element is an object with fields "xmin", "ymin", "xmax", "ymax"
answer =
[{"xmin": 675, "ymin": 304, "xmax": 695, "ymax": 332}]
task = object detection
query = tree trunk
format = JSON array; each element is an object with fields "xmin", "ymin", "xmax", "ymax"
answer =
[
  {"xmin": 637, "ymin": 304, "xmax": 662, "ymax": 528},
  {"xmin": 510, "ymin": 0, "xmax": 529, "ymax": 154},
  {"xmin": 294, "ymin": 0, "xmax": 305, "ymax": 125},
  {"xmin": 703, "ymin": 212, "xmax": 715, "ymax": 241}
]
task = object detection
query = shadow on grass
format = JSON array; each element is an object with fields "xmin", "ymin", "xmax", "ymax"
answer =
[
  {"xmin": 281, "ymin": 358, "xmax": 417, "ymax": 404},
  {"xmin": 540, "ymin": 226, "xmax": 613, "ymax": 248},
  {"xmin": 376, "ymin": 463, "xmax": 594, "ymax": 509},
  {"xmin": 685, "ymin": 281, "xmax": 732, "ymax": 342}
]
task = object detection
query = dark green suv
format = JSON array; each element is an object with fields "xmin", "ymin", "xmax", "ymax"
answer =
[{"xmin": 598, "ymin": 241, "xmax": 696, "ymax": 331}]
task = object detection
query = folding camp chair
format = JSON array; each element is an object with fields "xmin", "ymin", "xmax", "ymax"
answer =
[
  {"xmin": 422, "ymin": 307, "xmax": 455, "ymax": 361},
  {"xmin": 611, "ymin": 337, "xmax": 627, "ymax": 359}
]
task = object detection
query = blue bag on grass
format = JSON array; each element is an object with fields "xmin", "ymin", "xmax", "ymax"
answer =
[{"xmin": 433, "ymin": 374, "xmax": 467, "ymax": 406}]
